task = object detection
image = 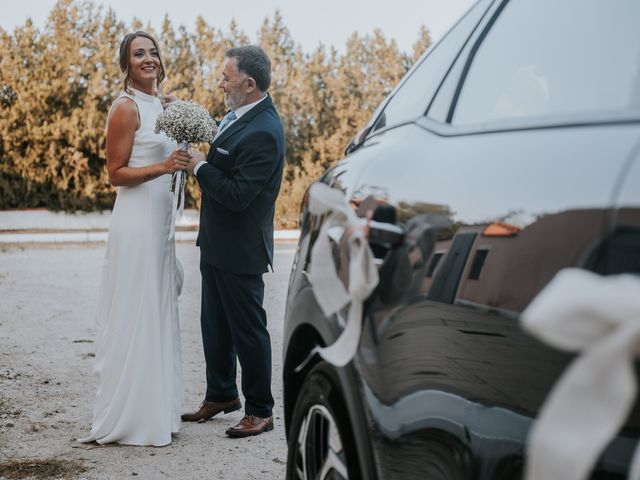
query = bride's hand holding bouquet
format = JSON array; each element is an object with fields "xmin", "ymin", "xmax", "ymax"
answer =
[{"xmin": 162, "ymin": 149, "xmax": 192, "ymax": 174}]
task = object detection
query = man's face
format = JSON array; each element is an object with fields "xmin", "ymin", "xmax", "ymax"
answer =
[{"xmin": 219, "ymin": 57, "xmax": 247, "ymax": 110}]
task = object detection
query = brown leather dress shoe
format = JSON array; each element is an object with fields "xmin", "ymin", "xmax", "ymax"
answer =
[
  {"xmin": 225, "ymin": 415, "xmax": 274, "ymax": 437},
  {"xmin": 181, "ymin": 398, "xmax": 242, "ymax": 423}
]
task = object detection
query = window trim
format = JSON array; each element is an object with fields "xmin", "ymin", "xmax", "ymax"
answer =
[
  {"xmin": 416, "ymin": 112, "xmax": 640, "ymax": 138},
  {"xmin": 446, "ymin": 0, "xmax": 510, "ymax": 123},
  {"xmin": 362, "ymin": 0, "xmax": 495, "ymax": 142},
  {"xmin": 424, "ymin": 0, "xmax": 497, "ymax": 121}
]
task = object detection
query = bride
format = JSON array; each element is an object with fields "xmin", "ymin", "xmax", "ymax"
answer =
[{"xmin": 79, "ymin": 31, "xmax": 190, "ymax": 446}]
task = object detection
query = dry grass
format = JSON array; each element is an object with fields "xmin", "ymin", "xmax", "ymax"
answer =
[
  {"xmin": 0, "ymin": 458, "xmax": 87, "ymax": 479},
  {"xmin": 0, "ymin": 397, "xmax": 21, "ymax": 419},
  {"xmin": 0, "ymin": 397, "xmax": 10, "ymax": 416}
]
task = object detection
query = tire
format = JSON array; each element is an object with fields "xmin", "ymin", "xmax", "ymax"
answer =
[{"xmin": 286, "ymin": 361, "xmax": 361, "ymax": 480}]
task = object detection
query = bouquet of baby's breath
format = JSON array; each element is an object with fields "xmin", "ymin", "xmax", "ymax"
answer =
[
  {"xmin": 154, "ymin": 100, "xmax": 217, "ymax": 145},
  {"xmin": 154, "ymin": 100, "xmax": 217, "ymax": 239}
]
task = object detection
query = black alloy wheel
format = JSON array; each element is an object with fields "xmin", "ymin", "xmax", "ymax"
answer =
[{"xmin": 286, "ymin": 361, "xmax": 359, "ymax": 480}]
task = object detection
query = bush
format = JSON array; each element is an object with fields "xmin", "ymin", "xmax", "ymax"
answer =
[{"xmin": 0, "ymin": 0, "xmax": 430, "ymax": 228}]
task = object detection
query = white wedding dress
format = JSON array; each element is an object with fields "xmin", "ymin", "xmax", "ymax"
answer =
[{"xmin": 79, "ymin": 88, "xmax": 183, "ymax": 446}]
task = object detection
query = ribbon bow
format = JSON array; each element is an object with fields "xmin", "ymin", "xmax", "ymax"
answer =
[
  {"xmin": 168, "ymin": 142, "xmax": 188, "ymax": 240},
  {"xmin": 521, "ymin": 268, "xmax": 640, "ymax": 480},
  {"xmin": 298, "ymin": 182, "xmax": 379, "ymax": 369}
]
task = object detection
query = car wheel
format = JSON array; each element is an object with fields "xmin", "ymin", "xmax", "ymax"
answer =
[{"xmin": 286, "ymin": 361, "xmax": 360, "ymax": 480}]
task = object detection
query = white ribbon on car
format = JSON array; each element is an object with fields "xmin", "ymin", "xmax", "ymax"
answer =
[
  {"xmin": 298, "ymin": 182, "xmax": 379, "ymax": 369},
  {"xmin": 521, "ymin": 268, "xmax": 640, "ymax": 480},
  {"xmin": 168, "ymin": 142, "xmax": 188, "ymax": 240}
]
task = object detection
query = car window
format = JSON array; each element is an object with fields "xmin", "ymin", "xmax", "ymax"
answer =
[
  {"xmin": 451, "ymin": 0, "xmax": 640, "ymax": 126},
  {"xmin": 426, "ymin": 0, "xmax": 499, "ymax": 123},
  {"xmin": 370, "ymin": 0, "xmax": 492, "ymax": 134}
]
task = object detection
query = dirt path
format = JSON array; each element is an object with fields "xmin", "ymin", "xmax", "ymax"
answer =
[{"xmin": 0, "ymin": 242, "xmax": 295, "ymax": 479}]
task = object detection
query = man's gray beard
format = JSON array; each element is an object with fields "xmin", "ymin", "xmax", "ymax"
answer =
[
  {"xmin": 225, "ymin": 92, "xmax": 248, "ymax": 110},
  {"xmin": 225, "ymin": 94, "xmax": 240, "ymax": 110}
]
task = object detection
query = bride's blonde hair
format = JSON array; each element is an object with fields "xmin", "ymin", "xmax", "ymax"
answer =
[{"xmin": 118, "ymin": 31, "xmax": 166, "ymax": 95}]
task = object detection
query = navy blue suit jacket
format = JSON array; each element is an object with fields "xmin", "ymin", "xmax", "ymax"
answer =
[{"xmin": 196, "ymin": 95, "xmax": 285, "ymax": 274}]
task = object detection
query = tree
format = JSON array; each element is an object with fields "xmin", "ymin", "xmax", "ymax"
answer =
[
  {"xmin": 0, "ymin": 0, "xmax": 433, "ymax": 228},
  {"xmin": 0, "ymin": 0, "xmax": 125, "ymax": 209},
  {"xmin": 411, "ymin": 25, "xmax": 432, "ymax": 64}
]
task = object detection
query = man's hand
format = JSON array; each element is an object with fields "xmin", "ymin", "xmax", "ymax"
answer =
[
  {"xmin": 187, "ymin": 150, "xmax": 206, "ymax": 173},
  {"xmin": 160, "ymin": 95, "xmax": 178, "ymax": 110}
]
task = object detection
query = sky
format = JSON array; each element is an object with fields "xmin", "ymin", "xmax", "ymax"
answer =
[{"xmin": 1, "ymin": 0, "xmax": 475, "ymax": 54}]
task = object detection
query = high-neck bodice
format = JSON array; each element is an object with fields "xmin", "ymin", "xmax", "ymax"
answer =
[{"xmin": 116, "ymin": 88, "xmax": 175, "ymax": 172}]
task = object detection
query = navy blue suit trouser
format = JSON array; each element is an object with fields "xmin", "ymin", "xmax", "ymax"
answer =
[{"xmin": 199, "ymin": 260, "xmax": 274, "ymax": 418}]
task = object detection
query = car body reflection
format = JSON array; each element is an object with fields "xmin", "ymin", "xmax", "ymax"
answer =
[{"xmin": 283, "ymin": 0, "xmax": 640, "ymax": 477}]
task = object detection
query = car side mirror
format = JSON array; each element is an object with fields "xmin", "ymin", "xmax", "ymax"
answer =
[
  {"xmin": 375, "ymin": 214, "xmax": 452, "ymax": 305},
  {"xmin": 345, "ymin": 125, "xmax": 372, "ymax": 156}
]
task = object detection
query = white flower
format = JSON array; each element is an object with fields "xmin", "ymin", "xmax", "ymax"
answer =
[{"xmin": 154, "ymin": 100, "xmax": 217, "ymax": 145}]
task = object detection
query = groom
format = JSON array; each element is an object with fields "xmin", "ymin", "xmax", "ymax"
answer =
[{"xmin": 183, "ymin": 45, "xmax": 285, "ymax": 437}]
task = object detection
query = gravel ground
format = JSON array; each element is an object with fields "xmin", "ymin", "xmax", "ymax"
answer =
[{"xmin": 0, "ymin": 241, "xmax": 296, "ymax": 479}]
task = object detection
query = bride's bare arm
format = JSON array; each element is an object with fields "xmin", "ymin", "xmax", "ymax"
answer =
[{"xmin": 106, "ymin": 97, "xmax": 190, "ymax": 187}]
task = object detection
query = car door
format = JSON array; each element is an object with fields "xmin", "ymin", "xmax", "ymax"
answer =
[
  {"xmin": 352, "ymin": 0, "xmax": 640, "ymax": 478},
  {"xmin": 599, "ymin": 149, "xmax": 640, "ymax": 276}
]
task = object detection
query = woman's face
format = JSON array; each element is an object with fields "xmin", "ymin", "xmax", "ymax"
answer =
[{"xmin": 128, "ymin": 37, "xmax": 161, "ymax": 87}]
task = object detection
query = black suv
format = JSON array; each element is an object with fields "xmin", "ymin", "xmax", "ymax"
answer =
[{"xmin": 283, "ymin": 0, "xmax": 640, "ymax": 478}]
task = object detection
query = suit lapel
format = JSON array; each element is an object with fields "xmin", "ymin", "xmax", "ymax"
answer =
[
  {"xmin": 212, "ymin": 95, "xmax": 274, "ymax": 148},
  {"xmin": 212, "ymin": 118, "xmax": 246, "ymax": 149},
  {"xmin": 207, "ymin": 95, "xmax": 275, "ymax": 161}
]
